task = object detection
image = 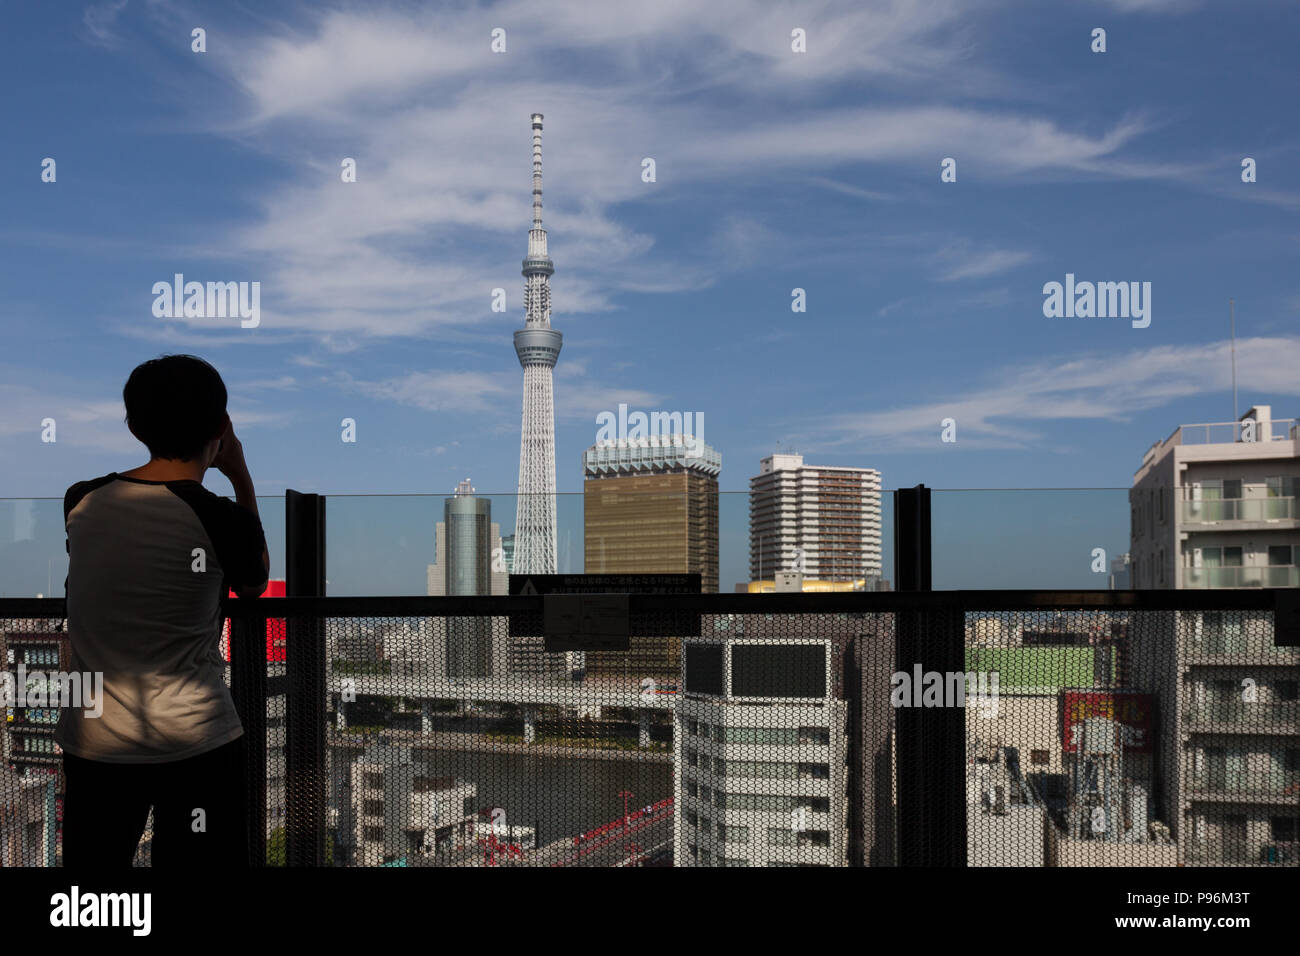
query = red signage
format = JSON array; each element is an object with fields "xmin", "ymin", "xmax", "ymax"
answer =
[
  {"xmin": 1061, "ymin": 690, "xmax": 1155, "ymax": 754},
  {"xmin": 221, "ymin": 579, "xmax": 286, "ymax": 662}
]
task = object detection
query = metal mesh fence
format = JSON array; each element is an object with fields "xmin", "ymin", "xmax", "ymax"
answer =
[{"xmin": 3, "ymin": 595, "xmax": 1297, "ymax": 867}]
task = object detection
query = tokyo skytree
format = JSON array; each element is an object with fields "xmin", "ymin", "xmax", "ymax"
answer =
[{"xmin": 512, "ymin": 113, "xmax": 561, "ymax": 573}]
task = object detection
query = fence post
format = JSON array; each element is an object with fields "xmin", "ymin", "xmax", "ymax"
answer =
[
  {"xmin": 230, "ymin": 612, "xmax": 268, "ymax": 866},
  {"xmin": 286, "ymin": 490, "xmax": 327, "ymax": 867},
  {"xmin": 893, "ymin": 485, "xmax": 966, "ymax": 866}
]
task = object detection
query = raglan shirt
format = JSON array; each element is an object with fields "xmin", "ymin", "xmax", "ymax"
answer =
[{"xmin": 54, "ymin": 473, "xmax": 267, "ymax": 763}]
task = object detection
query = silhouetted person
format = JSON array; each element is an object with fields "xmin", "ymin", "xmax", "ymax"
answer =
[{"xmin": 57, "ymin": 355, "xmax": 269, "ymax": 867}]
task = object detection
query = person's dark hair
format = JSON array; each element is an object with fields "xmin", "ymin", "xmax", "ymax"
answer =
[{"xmin": 123, "ymin": 355, "xmax": 228, "ymax": 461}]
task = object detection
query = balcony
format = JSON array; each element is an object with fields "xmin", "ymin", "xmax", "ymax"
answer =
[
  {"xmin": 1188, "ymin": 772, "xmax": 1300, "ymax": 804},
  {"xmin": 1183, "ymin": 566, "xmax": 1300, "ymax": 589},
  {"xmin": 1185, "ymin": 701, "xmax": 1300, "ymax": 733},
  {"xmin": 1182, "ymin": 497, "xmax": 1297, "ymax": 525},
  {"xmin": 1186, "ymin": 841, "xmax": 1300, "ymax": 866},
  {"xmin": 1167, "ymin": 419, "xmax": 1299, "ymax": 446}
]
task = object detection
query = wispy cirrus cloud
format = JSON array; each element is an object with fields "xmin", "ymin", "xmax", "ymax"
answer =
[
  {"xmin": 936, "ymin": 246, "xmax": 1033, "ymax": 282},
  {"xmin": 812, "ymin": 336, "xmax": 1300, "ymax": 450}
]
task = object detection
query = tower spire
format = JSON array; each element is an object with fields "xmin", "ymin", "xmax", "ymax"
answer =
[{"xmin": 532, "ymin": 113, "xmax": 544, "ymax": 229}]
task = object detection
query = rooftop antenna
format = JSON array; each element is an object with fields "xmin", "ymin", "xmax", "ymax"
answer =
[{"xmin": 1230, "ymin": 298, "xmax": 1238, "ymax": 422}]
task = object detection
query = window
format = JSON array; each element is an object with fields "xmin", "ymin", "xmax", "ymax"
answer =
[
  {"xmin": 718, "ymin": 727, "xmax": 799, "ymax": 745},
  {"xmin": 1276, "ymin": 680, "xmax": 1299, "ymax": 702},
  {"xmin": 362, "ymin": 799, "xmax": 384, "ymax": 816},
  {"xmin": 798, "ymin": 727, "xmax": 830, "ymax": 746},
  {"xmin": 720, "ymin": 760, "xmax": 798, "ymax": 778},
  {"xmin": 1265, "ymin": 476, "xmax": 1294, "ymax": 497},
  {"xmin": 364, "ymin": 772, "xmax": 384, "ymax": 789},
  {"xmin": 767, "ymin": 827, "xmax": 796, "ymax": 847},
  {"xmin": 1031, "ymin": 750, "xmax": 1050, "ymax": 766},
  {"xmin": 363, "ymin": 826, "xmax": 384, "ymax": 842},
  {"xmin": 718, "ymin": 824, "xmax": 749, "ymax": 844},
  {"xmin": 722, "ymin": 793, "xmax": 796, "ymax": 811},
  {"xmin": 1268, "ymin": 545, "xmax": 1292, "ymax": 566},
  {"xmin": 797, "ymin": 763, "xmax": 831, "ymax": 780},
  {"xmin": 797, "ymin": 830, "xmax": 831, "ymax": 847},
  {"xmin": 796, "ymin": 796, "xmax": 830, "ymax": 813},
  {"xmin": 718, "ymin": 857, "xmax": 749, "ymax": 867},
  {"xmin": 1201, "ymin": 547, "xmax": 1242, "ymax": 567},
  {"xmin": 1270, "ymin": 817, "xmax": 1298, "ymax": 842}
]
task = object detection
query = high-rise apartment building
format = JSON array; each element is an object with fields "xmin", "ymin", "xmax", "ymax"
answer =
[
  {"xmin": 1129, "ymin": 405, "xmax": 1300, "ymax": 866},
  {"xmin": 749, "ymin": 454, "xmax": 882, "ymax": 587}
]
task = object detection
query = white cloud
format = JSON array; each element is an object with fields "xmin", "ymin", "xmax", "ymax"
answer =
[
  {"xmin": 936, "ymin": 246, "xmax": 1033, "ymax": 282},
  {"xmin": 81, "ymin": 0, "xmax": 130, "ymax": 48},
  {"xmin": 812, "ymin": 336, "xmax": 1300, "ymax": 450},
  {"xmin": 154, "ymin": 2, "xmax": 1180, "ymax": 347}
]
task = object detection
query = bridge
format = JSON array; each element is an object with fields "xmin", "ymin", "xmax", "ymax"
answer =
[
  {"xmin": 331, "ymin": 673, "xmax": 677, "ymax": 746},
  {"xmin": 490, "ymin": 798, "xmax": 674, "ymax": 867}
]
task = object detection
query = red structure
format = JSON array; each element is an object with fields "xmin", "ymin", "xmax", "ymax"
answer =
[
  {"xmin": 220, "ymin": 579, "xmax": 286, "ymax": 662},
  {"xmin": 1061, "ymin": 690, "xmax": 1155, "ymax": 754}
]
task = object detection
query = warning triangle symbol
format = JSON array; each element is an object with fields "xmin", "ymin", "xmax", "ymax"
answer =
[{"xmin": 519, "ymin": 579, "xmax": 539, "ymax": 595}]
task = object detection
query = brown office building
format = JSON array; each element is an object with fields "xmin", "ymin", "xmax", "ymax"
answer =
[{"xmin": 582, "ymin": 436, "xmax": 722, "ymax": 678}]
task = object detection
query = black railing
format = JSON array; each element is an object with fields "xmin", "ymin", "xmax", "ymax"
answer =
[{"xmin": 4, "ymin": 587, "xmax": 1295, "ymax": 867}]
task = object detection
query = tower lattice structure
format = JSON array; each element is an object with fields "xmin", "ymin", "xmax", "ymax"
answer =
[{"xmin": 512, "ymin": 113, "xmax": 562, "ymax": 573}]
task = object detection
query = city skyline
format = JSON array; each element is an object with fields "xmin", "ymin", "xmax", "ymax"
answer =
[{"xmin": 2, "ymin": 2, "xmax": 1299, "ymax": 507}]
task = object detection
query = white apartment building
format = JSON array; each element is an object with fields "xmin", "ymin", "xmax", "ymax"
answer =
[
  {"xmin": 749, "ymin": 454, "xmax": 882, "ymax": 586},
  {"xmin": 1129, "ymin": 405, "xmax": 1300, "ymax": 866},
  {"xmin": 1131, "ymin": 406, "xmax": 1299, "ymax": 590},
  {"xmin": 674, "ymin": 635, "xmax": 849, "ymax": 867},
  {"xmin": 349, "ymin": 740, "xmax": 478, "ymax": 865}
]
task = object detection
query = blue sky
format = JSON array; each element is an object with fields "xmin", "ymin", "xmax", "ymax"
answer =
[{"xmin": 1, "ymin": 0, "xmax": 1298, "ymax": 593}]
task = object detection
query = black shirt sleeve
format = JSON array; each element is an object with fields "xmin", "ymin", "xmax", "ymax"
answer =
[{"xmin": 166, "ymin": 482, "xmax": 269, "ymax": 593}]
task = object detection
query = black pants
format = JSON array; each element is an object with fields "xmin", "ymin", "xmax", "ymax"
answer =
[{"xmin": 62, "ymin": 735, "xmax": 249, "ymax": 867}]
